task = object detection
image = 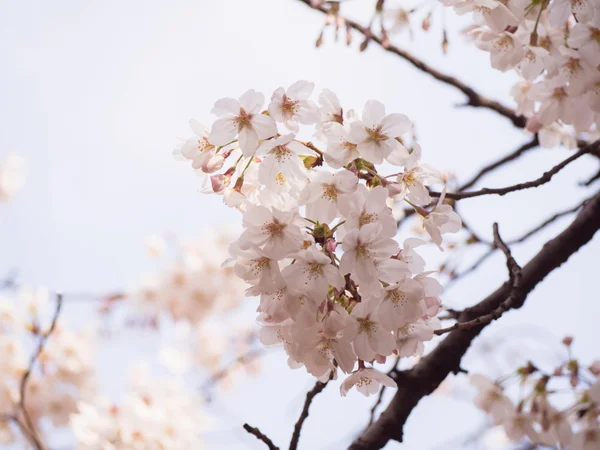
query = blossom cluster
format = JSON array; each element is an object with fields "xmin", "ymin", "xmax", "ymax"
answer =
[
  {"xmin": 176, "ymin": 82, "xmax": 461, "ymax": 396},
  {"xmin": 128, "ymin": 231, "xmax": 246, "ymax": 325},
  {"xmin": 470, "ymin": 346, "xmax": 600, "ymax": 449},
  {"xmin": 0, "ymin": 288, "xmax": 95, "ymax": 446},
  {"xmin": 70, "ymin": 364, "xmax": 207, "ymax": 450},
  {"xmin": 0, "ymin": 153, "xmax": 25, "ymax": 202},
  {"xmin": 439, "ymin": 0, "xmax": 600, "ymax": 147}
]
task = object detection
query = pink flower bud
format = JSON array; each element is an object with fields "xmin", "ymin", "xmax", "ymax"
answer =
[
  {"xmin": 325, "ymin": 238, "xmax": 337, "ymax": 252},
  {"xmin": 562, "ymin": 336, "xmax": 573, "ymax": 346},
  {"xmin": 386, "ymin": 182, "xmax": 403, "ymax": 196},
  {"xmin": 210, "ymin": 174, "xmax": 229, "ymax": 193},
  {"xmin": 526, "ymin": 116, "xmax": 543, "ymax": 133},
  {"xmin": 202, "ymin": 154, "xmax": 225, "ymax": 173}
]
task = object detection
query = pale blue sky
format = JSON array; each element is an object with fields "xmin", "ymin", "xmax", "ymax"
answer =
[{"xmin": 1, "ymin": 1, "xmax": 599, "ymax": 448}]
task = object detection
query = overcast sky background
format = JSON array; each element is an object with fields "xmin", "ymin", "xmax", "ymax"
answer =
[{"xmin": 1, "ymin": 0, "xmax": 599, "ymax": 448}]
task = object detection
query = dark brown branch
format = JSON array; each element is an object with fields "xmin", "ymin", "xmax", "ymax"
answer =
[
  {"xmin": 430, "ymin": 139, "xmax": 600, "ymax": 200},
  {"xmin": 435, "ymin": 223, "xmax": 522, "ymax": 335},
  {"xmin": 349, "ymin": 188, "xmax": 600, "ymax": 450},
  {"xmin": 243, "ymin": 423, "xmax": 280, "ymax": 450},
  {"xmin": 458, "ymin": 136, "xmax": 539, "ymax": 192},
  {"xmin": 295, "ymin": 0, "xmax": 526, "ymax": 127},
  {"xmin": 289, "ymin": 374, "xmax": 333, "ymax": 450},
  {"xmin": 18, "ymin": 293, "xmax": 63, "ymax": 450}
]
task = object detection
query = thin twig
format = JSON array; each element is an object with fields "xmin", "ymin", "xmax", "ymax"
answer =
[
  {"xmin": 430, "ymin": 140, "xmax": 600, "ymax": 200},
  {"xmin": 458, "ymin": 136, "xmax": 539, "ymax": 192},
  {"xmin": 289, "ymin": 372, "xmax": 333, "ymax": 450},
  {"xmin": 435, "ymin": 223, "xmax": 523, "ymax": 335},
  {"xmin": 243, "ymin": 423, "xmax": 280, "ymax": 450},
  {"xmin": 368, "ymin": 358, "xmax": 401, "ymax": 425},
  {"xmin": 506, "ymin": 198, "xmax": 589, "ymax": 245},
  {"xmin": 295, "ymin": 0, "xmax": 526, "ymax": 127},
  {"xmin": 17, "ymin": 293, "xmax": 63, "ymax": 450}
]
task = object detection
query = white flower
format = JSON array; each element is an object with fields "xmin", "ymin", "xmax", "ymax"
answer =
[
  {"xmin": 300, "ymin": 170, "xmax": 358, "ymax": 223},
  {"xmin": 337, "ymin": 185, "xmax": 397, "ymax": 239},
  {"xmin": 470, "ymin": 374, "xmax": 514, "ymax": 424},
  {"xmin": 350, "ymin": 100, "xmax": 411, "ymax": 165},
  {"xmin": 549, "ymin": 0, "xmax": 596, "ymax": 27},
  {"xmin": 173, "ymin": 119, "xmax": 222, "ymax": 175},
  {"xmin": 349, "ymin": 299, "xmax": 396, "ymax": 361},
  {"xmin": 322, "ymin": 122, "xmax": 360, "ymax": 169},
  {"xmin": 230, "ymin": 243, "xmax": 284, "ymax": 295},
  {"xmin": 392, "ymin": 145, "xmax": 441, "ymax": 204},
  {"xmin": 282, "ymin": 246, "xmax": 344, "ymax": 298},
  {"xmin": 268, "ymin": 81, "xmax": 320, "ymax": 132},
  {"xmin": 339, "ymin": 223, "xmax": 399, "ymax": 288},
  {"xmin": 571, "ymin": 427, "xmax": 600, "ymax": 450},
  {"xmin": 375, "ymin": 278, "xmax": 425, "ymax": 331},
  {"xmin": 299, "ymin": 305, "xmax": 357, "ymax": 376},
  {"xmin": 238, "ymin": 205, "xmax": 305, "ymax": 260},
  {"xmin": 209, "ymin": 89, "xmax": 277, "ymax": 156},
  {"xmin": 340, "ymin": 367, "xmax": 396, "ymax": 397},
  {"xmin": 421, "ymin": 189, "xmax": 462, "ymax": 249},
  {"xmin": 476, "ymin": 31, "xmax": 524, "ymax": 72},
  {"xmin": 394, "ymin": 318, "xmax": 437, "ymax": 357},
  {"xmin": 453, "ymin": 0, "xmax": 518, "ymax": 33},
  {"xmin": 568, "ymin": 14, "xmax": 600, "ymax": 62},
  {"xmin": 257, "ymin": 134, "xmax": 309, "ymax": 194}
]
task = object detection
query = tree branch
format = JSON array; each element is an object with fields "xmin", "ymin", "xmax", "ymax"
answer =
[
  {"xmin": 435, "ymin": 223, "xmax": 522, "ymax": 335},
  {"xmin": 348, "ymin": 188, "xmax": 600, "ymax": 449},
  {"xmin": 243, "ymin": 423, "xmax": 280, "ymax": 450},
  {"xmin": 430, "ymin": 139, "xmax": 600, "ymax": 200},
  {"xmin": 294, "ymin": 0, "xmax": 526, "ymax": 127},
  {"xmin": 458, "ymin": 136, "xmax": 539, "ymax": 192},
  {"xmin": 289, "ymin": 374, "xmax": 333, "ymax": 450},
  {"xmin": 17, "ymin": 293, "xmax": 63, "ymax": 450}
]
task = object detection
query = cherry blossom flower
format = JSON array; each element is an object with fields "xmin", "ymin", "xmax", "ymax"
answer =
[
  {"xmin": 470, "ymin": 374, "xmax": 514, "ymax": 423},
  {"xmin": 282, "ymin": 245, "xmax": 344, "ymax": 298},
  {"xmin": 322, "ymin": 122, "xmax": 360, "ymax": 169},
  {"xmin": 350, "ymin": 100, "xmax": 411, "ymax": 165},
  {"xmin": 549, "ymin": 0, "xmax": 596, "ymax": 27},
  {"xmin": 337, "ymin": 185, "xmax": 397, "ymax": 239},
  {"xmin": 256, "ymin": 134, "xmax": 309, "ymax": 194},
  {"xmin": 391, "ymin": 145, "xmax": 441, "ymax": 205},
  {"xmin": 340, "ymin": 367, "xmax": 397, "ymax": 397},
  {"xmin": 394, "ymin": 318, "xmax": 438, "ymax": 357},
  {"xmin": 239, "ymin": 205, "xmax": 305, "ymax": 259},
  {"xmin": 339, "ymin": 223, "xmax": 399, "ymax": 288},
  {"xmin": 375, "ymin": 277, "xmax": 425, "ymax": 332},
  {"xmin": 349, "ymin": 300, "xmax": 396, "ymax": 361},
  {"xmin": 420, "ymin": 189, "xmax": 462, "ymax": 249},
  {"xmin": 452, "ymin": 0, "xmax": 518, "ymax": 33},
  {"xmin": 269, "ymin": 80, "xmax": 320, "ymax": 132},
  {"xmin": 300, "ymin": 170, "xmax": 358, "ymax": 223},
  {"xmin": 209, "ymin": 89, "xmax": 277, "ymax": 156}
]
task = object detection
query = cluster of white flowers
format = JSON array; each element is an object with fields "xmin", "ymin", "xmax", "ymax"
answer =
[
  {"xmin": 0, "ymin": 153, "xmax": 25, "ymax": 202},
  {"xmin": 128, "ymin": 231, "xmax": 246, "ymax": 324},
  {"xmin": 70, "ymin": 364, "xmax": 207, "ymax": 450},
  {"xmin": 0, "ymin": 288, "xmax": 95, "ymax": 446},
  {"xmin": 176, "ymin": 82, "xmax": 461, "ymax": 396},
  {"xmin": 470, "ymin": 356, "xmax": 600, "ymax": 449},
  {"xmin": 439, "ymin": 0, "xmax": 600, "ymax": 147}
]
